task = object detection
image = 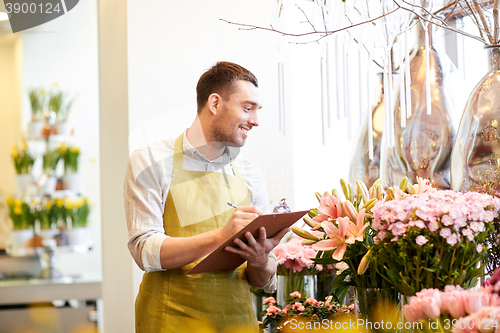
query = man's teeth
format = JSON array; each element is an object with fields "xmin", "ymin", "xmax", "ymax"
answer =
[{"xmin": 240, "ymin": 127, "xmax": 248, "ymax": 134}]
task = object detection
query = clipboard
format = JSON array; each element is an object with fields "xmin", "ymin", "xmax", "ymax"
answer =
[{"xmin": 187, "ymin": 210, "xmax": 309, "ymax": 275}]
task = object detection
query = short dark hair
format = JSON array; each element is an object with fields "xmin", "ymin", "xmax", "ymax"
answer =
[{"xmin": 196, "ymin": 62, "xmax": 258, "ymax": 114}]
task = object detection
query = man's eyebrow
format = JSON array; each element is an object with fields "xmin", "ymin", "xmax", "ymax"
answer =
[{"xmin": 245, "ymin": 100, "xmax": 263, "ymax": 109}]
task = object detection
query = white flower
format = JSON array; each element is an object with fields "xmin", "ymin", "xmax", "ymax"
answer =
[
  {"xmin": 335, "ymin": 262, "xmax": 349, "ymax": 274},
  {"xmin": 476, "ymin": 244, "xmax": 484, "ymax": 253}
]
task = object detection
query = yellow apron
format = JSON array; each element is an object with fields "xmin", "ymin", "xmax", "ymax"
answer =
[{"xmin": 135, "ymin": 134, "xmax": 258, "ymax": 333}]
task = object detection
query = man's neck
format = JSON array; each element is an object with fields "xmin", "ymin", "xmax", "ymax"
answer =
[{"xmin": 186, "ymin": 116, "xmax": 225, "ymax": 161}]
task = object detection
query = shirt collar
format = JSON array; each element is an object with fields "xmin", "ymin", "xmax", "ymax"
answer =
[{"xmin": 182, "ymin": 129, "xmax": 232, "ymax": 163}]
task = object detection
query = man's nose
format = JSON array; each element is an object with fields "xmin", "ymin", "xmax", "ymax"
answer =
[{"xmin": 249, "ymin": 112, "xmax": 259, "ymax": 127}]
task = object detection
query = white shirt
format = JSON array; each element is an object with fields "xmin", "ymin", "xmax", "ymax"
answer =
[{"xmin": 124, "ymin": 130, "xmax": 276, "ymax": 292}]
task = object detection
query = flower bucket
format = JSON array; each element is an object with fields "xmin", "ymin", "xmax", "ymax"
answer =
[
  {"xmin": 15, "ymin": 174, "xmax": 34, "ymax": 197},
  {"xmin": 28, "ymin": 121, "xmax": 44, "ymax": 139},
  {"xmin": 63, "ymin": 172, "xmax": 82, "ymax": 194},
  {"xmin": 7, "ymin": 229, "xmax": 34, "ymax": 256},
  {"xmin": 56, "ymin": 121, "xmax": 71, "ymax": 136},
  {"xmin": 354, "ymin": 287, "xmax": 400, "ymax": 333},
  {"xmin": 277, "ymin": 274, "xmax": 316, "ymax": 305},
  {"xmin": 68, "ymin": 227, "xmax": 92, "ymax": 248}
]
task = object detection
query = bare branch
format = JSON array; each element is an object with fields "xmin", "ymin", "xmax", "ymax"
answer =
[{"xmin": 296, "ymin": 4, "xmax": 317, "ymax": 32}]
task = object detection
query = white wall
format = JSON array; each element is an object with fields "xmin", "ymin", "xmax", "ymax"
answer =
[{"xmin": 20, "ymin": 0, "xmax": 101, "ymax": 277}]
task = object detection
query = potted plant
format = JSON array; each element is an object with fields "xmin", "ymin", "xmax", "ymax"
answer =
[
  {"xmin": 66, "ymin": 198, "xmax": 92, "ymax": 248},
  {"xmin": 5, "ymin": 197, "xmax": 36, "ymax": 255},
  {"xmin": 28, "ymin": 87, "xmax": 46, "ymax": 139},
  {"xmin": 48, "ymin": 83, "xmax": 74, "ymax": 136},
  {"xmin": 42, "ymin": 148, "xmax": 61, "ymax": 195},
  {"xmin": 11, "ymin": 142, "xmax": 36, "ymax": 196},
  {"xmin": 59, "ymin": 143, "xmax": 82, "ymax": 194},
  {"xmin": 38, "ymin": 200, "xmax": 60, "ymax": 241}
]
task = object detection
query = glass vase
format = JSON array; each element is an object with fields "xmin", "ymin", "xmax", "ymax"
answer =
[
  {"xmin": 277, "ymin": 274, "xmax": 316, "ymax": 305},
  {"xmin": 451, "ymin": 45, "xmax": 500, "ymax": 191},
  {"xmin": 381, "ymin": 22, "xmax": 457, "ymax": 190},
  {"xmin": 354, "ymin": 287, "xmax": 400, "ymax": 333}
]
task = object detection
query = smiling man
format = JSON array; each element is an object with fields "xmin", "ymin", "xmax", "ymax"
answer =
[{"xmin": 124, "ymin": 62, "xmax": 289, "ymax": 332}]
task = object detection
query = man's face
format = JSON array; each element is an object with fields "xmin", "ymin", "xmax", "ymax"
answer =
[{"xmin": 211, "ymin": 80, "xmax": 261, "ymax": 147}]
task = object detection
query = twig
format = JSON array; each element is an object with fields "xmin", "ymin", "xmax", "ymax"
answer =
[
  {"xmin": 220, "ymin": 6, "xmax": 401, "ymax": 39},
  {"xmin": 297, "ymin": 4, "xmax": 317, "ymax": 32},
  {"xmin": 494, "ymin": 0, "xmax": 500, "ymax": 42},
  {"xmin": 473, "ymin": 0, "xmax": 495, "ymax": 43}
]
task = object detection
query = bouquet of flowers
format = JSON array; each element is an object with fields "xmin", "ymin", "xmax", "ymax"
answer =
[
  {"xmin": 11, "ymin": 142, "xmax": 36, "ymax": 175},
  {"xmin": 273, "ymin": 234, "xmax": 320, "ymax": 302},
  {"xmin": 290, "ymin": 178, "xmax": 391, "ymax": 302},
  {"xmin": 402, "ymin": 268, "xmax": 500, "ymax": 333},
  {"xmin": 260, "ymin": 292, "xmax": 353, "ymax": 332},
  {"xmin": 5, "ymin": 197, "xmax": 36, "ymax": 230},
  {"xmin": 473, "ymin": 168, "xmax": 500, "ymax": 273},
  {"xmin": 372, "ymin": 185, "xmax": 500, "ymax": 296}
]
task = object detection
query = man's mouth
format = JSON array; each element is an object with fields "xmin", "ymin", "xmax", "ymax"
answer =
[{"xmin": 239, "ymin": 126, "xmax": 249, "ymax": 136}]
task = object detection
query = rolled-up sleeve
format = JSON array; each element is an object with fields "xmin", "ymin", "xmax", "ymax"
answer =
[{"xmin": 124, "ymin": 148, "xmax": 169, "ymax": 272}]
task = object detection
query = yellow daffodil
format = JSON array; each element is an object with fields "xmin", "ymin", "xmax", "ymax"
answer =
[
  {"xmin": 14, "ymin": 199, "xmax": 22, "ymax": 206},
  {"xmin": 66, "ymin": 200, "xmax": 74, "ymax": 210},
  {"xmin": 75, "ymin": 199, "xmax": 83, "ymax": 209},
  {"xmin": 39, "ymin": 89, "xmax": 45, "ymax": 95},
  {"xmin": 6, "ymin": 196, "xmax": 13, "ymax": 205},
  {"xmin": 83, "ymin": 197, "xmax": 89, "ymax": 205},
  {"xmin": 46, "ymin": 202, "xmax": 52, "ymax": 209},
  {"xmin": 21, "ymin": 141, "xmax": 28, "ymax": 149},
  {"xmin": 58, "ymin": 143, "xmax": 67, "ymax": 154},
  {"xmin": 11, "ymin": 151, "xmax": 18, "ymax": 158},
  {"xmin": 13, "ymin": 206, "xmax": 22, "ymax": 215},
  {"xmin": 53, "ymin": 82, "xmax": 58, "ymax": 87},
  {"xmin": 69, "ymin": 146, "xmax": 80, "ymax": 153},
  {"xmin": 56, "ymin": 198, "xmax": 64, "ymax": 208},
  {"xmin": 11, "ymin": 145, "xmax": 18, "ymax": 152}
]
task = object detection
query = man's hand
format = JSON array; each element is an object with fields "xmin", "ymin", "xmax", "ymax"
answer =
[
  {"xmin": 221, "ymin": 206, "xmax": 264, "ymax": 240},
  {"xmin": 224, "ymin": 226, "xmax": 290, "ymax": 288},
  {"xmin": 225, "ymin": 227, "xmax": 289, "ymax": 267}
]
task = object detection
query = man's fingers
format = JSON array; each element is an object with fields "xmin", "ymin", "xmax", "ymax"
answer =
[
  {"xmin": 269, "ymin": 227, "xmax": 290, "ymax": 246},
  {"xmin": 258, "ymin": 227, "xmax": 267, "ymax": 243},
  {"xmin": 243, "ymin": 232, "xmax": 257, "ymax": 247},
  {"xmin": 235, "ymin": 205, "xmax": 264, "ymax": 216}
]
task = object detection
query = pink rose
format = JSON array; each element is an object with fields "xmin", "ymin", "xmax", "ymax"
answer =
[
  {"xmin": 266, "ymin": 305, "xmax": 280, "ymax": 316},
  {"xmin": 305, "ymin": 297, "xmax": 319, "ymax": 307},
  {"xmin": 263, "ymin": 297, "xmax": 276, "ymax": 305},
  {"xmin": 290, "ymin": 291, "xmax": 301, "ymax": 299},
  {"xmin": 292, "ymin": 302, "xmax": 305, "ymax": 312}
]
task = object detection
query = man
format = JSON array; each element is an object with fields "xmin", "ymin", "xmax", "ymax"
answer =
[{"xmin": 124, "ymin": 62, "xmax": 288, "ymax": 332}]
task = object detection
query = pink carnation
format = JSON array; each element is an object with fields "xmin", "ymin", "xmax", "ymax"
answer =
[{"xmin": 290, "ymin": 291, "xmax": 301, "ymax": 299}]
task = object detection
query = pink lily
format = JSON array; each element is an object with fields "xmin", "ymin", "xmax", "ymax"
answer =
[
  {"xmin": 348, "ymin": 208, "xmax": 370, "ymax": 242},
  {"xmin": 313, "ymin": 217, "xmax": 355, "ymax": 261},
  {"xmin": 317, "ymin": 193, "xmax": 344, "ymax": 219}
]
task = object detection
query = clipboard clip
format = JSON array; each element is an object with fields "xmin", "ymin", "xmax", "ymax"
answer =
[{"xmin": 273, "ymin": 198, "xmax": 291, "ymax": 214}]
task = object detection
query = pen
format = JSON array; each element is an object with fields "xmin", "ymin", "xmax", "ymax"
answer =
[{"xmin": 227, "ymin": 202, "xmax": 238, "ymax": 209}]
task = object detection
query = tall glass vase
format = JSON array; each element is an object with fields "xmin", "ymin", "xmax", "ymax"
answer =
[
  {"xmin": 381, "ymin": 23, "xmax": 457, "ymax": 190},
  {"xmin": 354, "ymin": 287, "xmax": 400, "ymax": 333},
  {"xmin": 277, "ymin": 274, "xmax": 316, "ymax": 305},
  {"xmin": 350, "ymin": 73, "xmax": 385, "ymax": 188},
  {"xmin": 451, "ymin": 45, "xmax": 500, "ymax": 191}
]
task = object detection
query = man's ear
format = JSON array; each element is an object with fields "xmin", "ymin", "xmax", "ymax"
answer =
[{"xmin": 207, "ymin": 93, "xmax": 221, "ymax": 115}]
